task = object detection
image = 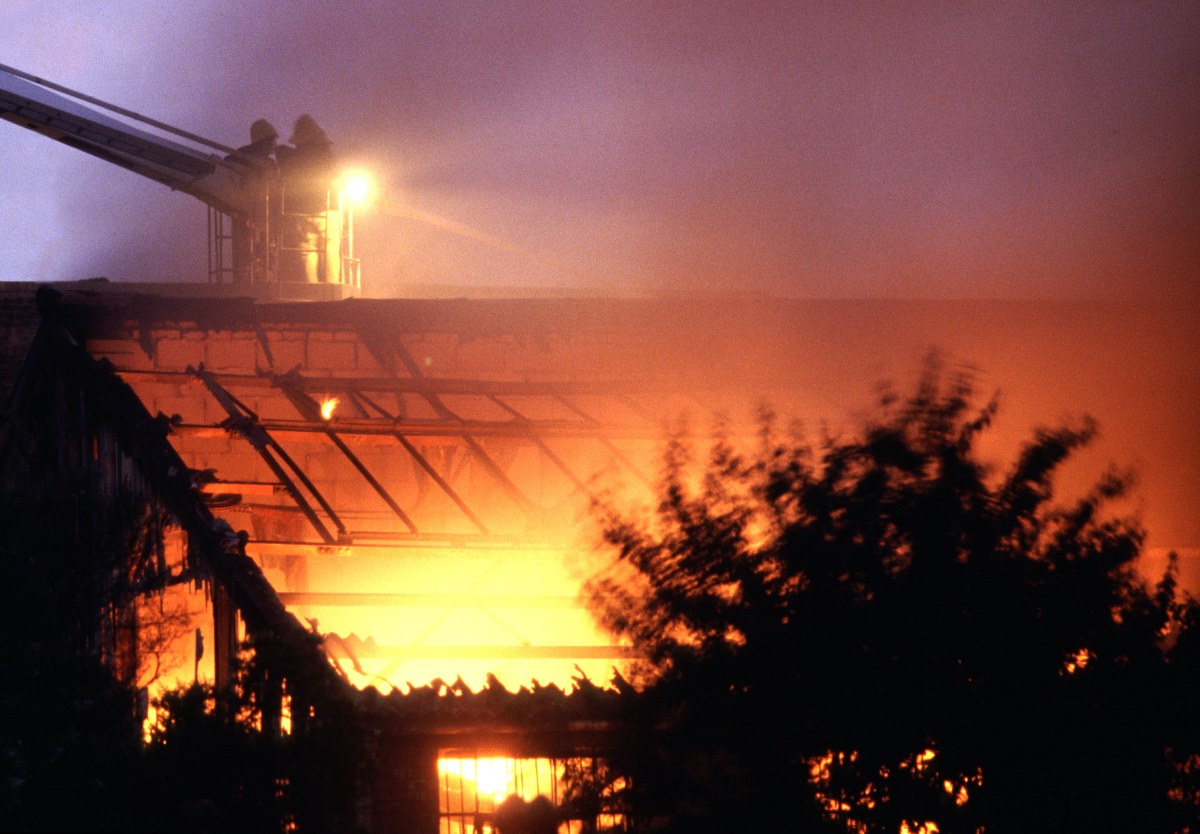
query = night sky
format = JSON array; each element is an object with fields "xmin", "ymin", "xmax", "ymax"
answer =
[{"xmin": 2, "ymin": 1, "xmax": 1197, "ymax": 299}]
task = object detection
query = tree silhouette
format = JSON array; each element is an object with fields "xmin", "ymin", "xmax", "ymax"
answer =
[
  {"xmin": 584, "ymin": 361, "xmax": 1199, "ymax": 832},
  {"xmin": 0, "ymin": 505, "xmax": 366, "ymax": 833},
  {"xmin": 137, "ymin": 632, "xmax": 368, "ymax": 834}
]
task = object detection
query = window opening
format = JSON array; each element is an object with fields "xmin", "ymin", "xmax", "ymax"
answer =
[{"xmin": 437, "ymin": 751, "xmax": 626, "ymax": 834}]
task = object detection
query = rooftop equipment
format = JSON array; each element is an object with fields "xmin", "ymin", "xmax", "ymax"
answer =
[{"xmin": 0, "ymin": 63, "xmax": 361, "ymax": 297}]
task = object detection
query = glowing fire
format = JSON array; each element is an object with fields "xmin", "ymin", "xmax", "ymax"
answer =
[
  {"xmin": 437, "ymin": 754, "xmax": 625, "ymax": 830},
  {"xmin": 250, "ymin": 536, "xmax": 631, "ymax": 693},
  {"xmin": 944, "ymin": 779, "xmax": 970, "ymax": 806},
  {"xmin": 439, "ymin": 757, "xmax": 516, "ymax": 804},
  {"xmin": 319, "ymin": 397, "xmax": 339, "ymax": 420},
  {"xmin": 1063, "ymin": 648, "xmax": 1093, "ymax": 675},
  {"xmin": 900, "ymin": 824, "xmax": 939, "ymax": 834}
]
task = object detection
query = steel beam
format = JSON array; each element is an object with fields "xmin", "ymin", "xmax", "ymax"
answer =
[
  {"xmin": 115, "ymin": 366, "xmax": 661, "ymax": 399},
  {"xmin": 388, "ymin": 340, "xmax": 546, "ymax": 523},
  {"xmin": 194, "ymin": 366, "xmax": 344, "ymax": 543},
  {"xmin": 488, "ymin": 395, "xmax": 595, "ymax": 501},
  {"xmin": 277, "ymin": 592, "xmax": 580, "ymax": 608},
  {"xmin": 171, "ymin": 417, "xmax": 649, "ymax": 441},
  {"xmin": 268, "ymin": 374, "xmax": 419, "ymax": 533},
  {"xmin": 352, "ymin": 390, "xmax": 491, "ymax": 533},
  {"xmin": 322, "ymin": 643, "xmax": 640, "ymax": 660},
  {"xmin": 353, "ymin": 390, "xmax": 542, "ymax": 526},
  {"xmin": 554, "ymin": 394, "xmax": 652, "ymax": 486},
  {"xmin": 245, "ymin": 537, "xmax": 572, "ymax": 556}
]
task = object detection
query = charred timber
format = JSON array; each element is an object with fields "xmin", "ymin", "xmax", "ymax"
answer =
[{"xmin": 172, "ymin": 417, "xmax": 650, "ymax": 440}]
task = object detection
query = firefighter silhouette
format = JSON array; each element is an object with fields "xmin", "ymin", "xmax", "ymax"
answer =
[
  {"xmin": 277, "ymin": 115, "xmax": 337, "ymax": 283},
  {"xmin": 230, "ymin": 119, "xmax": 280, "ymax": 284}
]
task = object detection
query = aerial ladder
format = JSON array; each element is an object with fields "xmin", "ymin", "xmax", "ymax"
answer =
[{"xmin": 0, "ymin": 63, "xmax": 361, "ymax": 297}]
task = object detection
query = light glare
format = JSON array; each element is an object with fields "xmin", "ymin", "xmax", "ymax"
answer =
[{"xmin": 341, "ymin": 169, "xmax": 375, "ymax": 205}]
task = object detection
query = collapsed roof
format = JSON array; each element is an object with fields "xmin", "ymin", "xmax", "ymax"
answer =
[
  {"xmin": 4, "ymin": 286, "xmax": 1196, "ymax": 700},
  {"xmin": 6, "ymin": 287, "xmax": 820, "ymax": 694}
]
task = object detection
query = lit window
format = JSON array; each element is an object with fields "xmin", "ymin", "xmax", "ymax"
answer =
[{"xmin": 437, "ymin": 751, "xmax": 626, "ymax": 834}]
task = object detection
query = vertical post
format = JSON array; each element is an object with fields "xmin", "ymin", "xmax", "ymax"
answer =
[
  {"xmin": 207, "ymin": 206, "xmax": 218, "ymax": 284},
  {"xmin": 194, "ymin": 626, "xmax": 203, "ymax": 683},
  {"xmin": 324, "ymin": 188, "xmax": 341, "ymax": 285},
  {"xmin": 260, "ymin": 182, "xmax": 276, "ymax": 285},
  {"xmin": 113, "ymin": 601, "xmax": 139, "ymax": 689},
  {"xmin": 212, "ymin": 584, "xmax": 239, "ymax": 691},
  {"xmin": 344, "ymin": 190, "xmax": 357, "ymax": 288},
  {"xmin": 261, "ymin": 669, "xmax": 283, "ymax": 738}
]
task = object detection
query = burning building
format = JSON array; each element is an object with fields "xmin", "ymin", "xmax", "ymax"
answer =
[
  {"xmin": 0, "ymin": 284, "xmax": 712, "ymax": 831},
  {"xmin": 4, "ymin": 281, "xmax": 1196, "ymax": 831},
  {"xmin": 0, "ymin": 64, "xmax": 810, "ymax": 830},
  {"xmin": 5, "ymin": 267, "xmax": 861, "ymax": 831},
  {"xmin": 2, "ymin": 62, "xmax": 1196, "ymax": 833}
]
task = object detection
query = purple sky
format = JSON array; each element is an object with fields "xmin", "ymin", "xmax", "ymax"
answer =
[{"xmin": 1, "ymin": 1, "xmax": 1197, "ymax": 299}]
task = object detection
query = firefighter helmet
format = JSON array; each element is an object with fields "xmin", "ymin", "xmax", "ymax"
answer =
[{"xmin": 250, "ymin": 118, "xmax": 278, "ymax": 145}]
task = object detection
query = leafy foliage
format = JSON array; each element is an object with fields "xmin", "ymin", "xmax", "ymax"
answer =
[
  {"xmin": 135, "ymin": 633, "xmax": 367, "ymax": 834},
  {"xmin": 142, "ymin": 682, "xmax": 289, "ymax": 833},
  {"xmin": 584, "ymin": 362, "xmax": 1199, "ymax": 832},
  {"xmin": 0, "ymin": 508, "xmax": 366, "ymax": 833}
]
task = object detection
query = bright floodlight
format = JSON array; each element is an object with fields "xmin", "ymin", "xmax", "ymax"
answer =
[{"xmin": 341, "ymin": 169, "xmax": 376, "ymax": 205}]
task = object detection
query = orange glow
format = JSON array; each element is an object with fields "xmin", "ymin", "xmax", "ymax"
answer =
[
  {"xmin": 809, "ymin": 750, "xmax": 859, "ymax": 783},
  {"xmin": 319, "ymin": 397, "xmax": 339, "ymax": 420},
  {"xmin": 136, "ymin": 526, "xmax": 217, "ymax": 740},
  {"xmin": 900, "ymin": 824, "xmax": 939, "ymax": 834},
  {"xmin": 438, "ymin": 753, "xmax": 624, "ymax": 832},
  {"xmin": 943, "ymin": 779, "xmax": 969, "ymax": 806},
  {"xmin": 902, "ymin": 748, "xmax": 936, "ymax": 773},
  {"xmin": 252, "ymin": 538, "xmax": 634, "ymax": 692},
  {"xmin": 811, "ymin": 748, "xmax": 979, "ymax": 830},
  {"xmin": 1063, "ymin": 648, "xmax": 1093, "ymax": 675},
  {"xmin": 440, "ymin": 757, "xmax": 515, "ymax": 804}
]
